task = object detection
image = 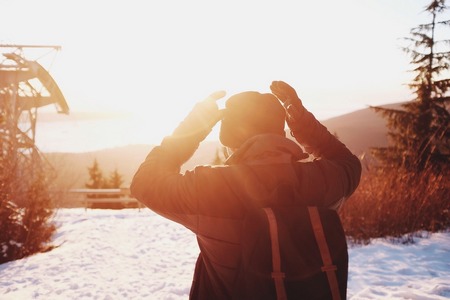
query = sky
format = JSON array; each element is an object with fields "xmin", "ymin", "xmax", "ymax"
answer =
[
  {"xmin": 0, "ymin": 208, "xmax": 449, "ymax": 299},
  {"xmin": 0, "ymin": 0, "xmax": 446, "ymax": 142}
]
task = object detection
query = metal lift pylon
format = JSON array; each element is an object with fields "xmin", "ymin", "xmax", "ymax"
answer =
[{"xmin": 0, "ymin": 45, "xmax": 69, "ymax": 194}]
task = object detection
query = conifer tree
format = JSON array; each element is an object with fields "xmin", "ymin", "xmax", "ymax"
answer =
[
  {"xmin": 85, "ymin": 160, "xmax": 124, "ymax": 189},
  {"xmin": 371, "ymin": 0, "xmax": 450, "ymax": 173},
  {"xmin": 85, "ymin": 159, "xmax": 105, "ymax": 189},
  {"xmin": 107, "ymin": 168, "xmax": 124, "ymax": 188}
]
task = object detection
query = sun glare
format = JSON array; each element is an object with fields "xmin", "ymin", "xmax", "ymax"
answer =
[{"xmin": 1, "ymin": 0, "xmax": 429, "ymax": 150}]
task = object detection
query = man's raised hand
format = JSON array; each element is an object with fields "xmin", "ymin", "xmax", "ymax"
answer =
[
  {"xmin": 270, "ymin": 81, "xmax": 303, "ymax": 110},
  {"xmin": 192, "ymin": 90, "xmax": 226, "ymax": 129},
  {"xmin": 270, "ymin": 81, "xmax": 306, "ymax": 127}
]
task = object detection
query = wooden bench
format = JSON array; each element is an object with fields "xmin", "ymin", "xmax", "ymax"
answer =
[{"xmin": 69, "ymin": 188, "xmax": 144, "ymax": 210}]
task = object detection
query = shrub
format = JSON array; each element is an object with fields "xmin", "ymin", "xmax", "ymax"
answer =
[
  {"xmin": 17, "ymin": 173, "xmax": 57, "ymax": 258},
  {"xmin": 339, "ymin": 165, "xmax": 449, "ymax": 244},
  {"xmin": 0, "ymin": 167, "xmax": 57, "ymax": 264}
]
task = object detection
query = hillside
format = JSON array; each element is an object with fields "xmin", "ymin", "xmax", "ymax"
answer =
[
  {"xmin": 44, "ymin": 142, "xmax": 221, "ymax": 191},
  {"xmin": 320, "ymin": 102, "xmax": 403, "ymax": 155},
  {"xmin": 44, "ymin": 103, "xmax": 402, "ymax": 192}
]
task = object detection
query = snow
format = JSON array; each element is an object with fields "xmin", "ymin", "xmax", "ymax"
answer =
[{"xmin": 1, "ymin": 209, "xmax": 449, "ymax": 300}]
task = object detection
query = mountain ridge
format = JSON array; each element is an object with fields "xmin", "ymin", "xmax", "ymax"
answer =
[{"xmin": 44, "ymin": 103, "xmax": 401, "ymax": 190}]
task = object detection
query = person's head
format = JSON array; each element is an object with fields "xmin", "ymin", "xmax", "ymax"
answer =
[{"xmin": 219, "ymin": 91, "xmax": 286, "ymax": 149}]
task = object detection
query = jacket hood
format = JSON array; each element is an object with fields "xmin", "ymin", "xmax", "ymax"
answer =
[{"xmin": 225, "ymin": 134, "xmax": 309, "ymax": 166}]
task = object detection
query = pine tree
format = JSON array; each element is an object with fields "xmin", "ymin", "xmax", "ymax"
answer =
[
  {"xmin": 85, "ymin": 160, "xmax": 124, "ymax": 189},
  {"xmin": 85, "ymin": 159, "xmax": 105, "ymax": 189},
  {"xmin": 371, "ymin": 0, "xmax": 450, "ymax": 173},
  {"xmin": 107, "ymin": 168, "xmax": 124, "ymax": 188}
]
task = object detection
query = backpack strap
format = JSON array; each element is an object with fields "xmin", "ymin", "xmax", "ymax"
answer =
[
  {"xmin": 263, "ymin": 208, "xmax": 288, "ymax": 300},
  {"xmin": 308, "ymin": 206, "xmax": 341, "ymax": 300}
]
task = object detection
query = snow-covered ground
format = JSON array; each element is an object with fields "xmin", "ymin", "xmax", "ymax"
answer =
[{"xmin": 1, "ymin": 209, "xmax": 449, "ymax": 300}]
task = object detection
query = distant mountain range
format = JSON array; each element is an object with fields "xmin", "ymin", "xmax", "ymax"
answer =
[
  {"xmin": 44, "ymin": 102, "xmax": 402, "ymax": 190},
  {"xmin": 320, "ymin": 102, "xmax": 402, "ymax": 155}
]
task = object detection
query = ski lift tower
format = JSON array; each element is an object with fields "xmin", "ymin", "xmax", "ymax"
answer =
[{"xmin": 0, "ymin": 45, "xmax": 69, "ymax": 177}]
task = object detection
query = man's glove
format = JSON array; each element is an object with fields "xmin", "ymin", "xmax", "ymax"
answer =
[
  {"xmin": 171, "ymin": 90, "xmax": 226, "ymax": 139},
  {"xmin": 270, "ymin": 81, "xmax": 306, "ymax": 139},
  {"xmin": 160, "ymin": 90, "xmax": 226, "ymax": 166},
  {"xmin": 271, "ymin": 80, "xmax": 352, "ymax": 159},
  {"xmin": 270, "ymin": 80, "xmax": 304, "ymax": 110}
]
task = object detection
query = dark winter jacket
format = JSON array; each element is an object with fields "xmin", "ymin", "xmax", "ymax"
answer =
[{"xmin": 130, "ymin": 110, "xmax": 362, "ymax": 299}]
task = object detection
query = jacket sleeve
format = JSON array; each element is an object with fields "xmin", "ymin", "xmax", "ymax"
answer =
[
  {"xmin": 129, "ymin": 96, "xmax": 220, "ymax": 227},
  {"xmin": 292, "ymin": 109, "xmax": 362, "ymax": 209}
]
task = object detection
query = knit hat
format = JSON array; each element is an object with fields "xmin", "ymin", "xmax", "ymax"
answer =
[{"xmin": 219, "ymin": 91, "xmax": 286, "ymax": 148}]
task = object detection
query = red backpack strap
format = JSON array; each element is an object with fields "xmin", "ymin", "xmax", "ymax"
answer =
[
  {"xmin": 308, "ymin": 206, "xmax": 342, "ymax": 300},
  {"xmin": 263, "ymin": 208, "xmax": 288, "ymax": 300}
]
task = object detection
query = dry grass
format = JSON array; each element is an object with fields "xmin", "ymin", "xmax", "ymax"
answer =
[{"xmin": 339, "ymin": 165, "xmax": 449, "ymax": 244}]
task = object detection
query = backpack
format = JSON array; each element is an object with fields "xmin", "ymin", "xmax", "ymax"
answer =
[{"xmin": 233, "ymin": 205, "xmax": 348, "ymax": 300}]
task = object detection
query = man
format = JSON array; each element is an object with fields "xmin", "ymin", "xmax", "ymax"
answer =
[{"xmin": 130, "ymin": 81, "xmax": 361, "ymax": 299}]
